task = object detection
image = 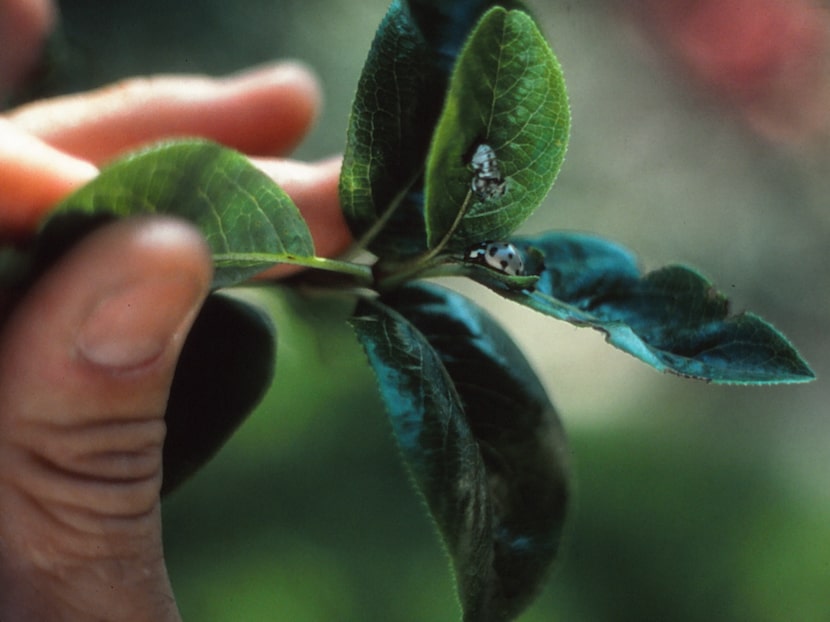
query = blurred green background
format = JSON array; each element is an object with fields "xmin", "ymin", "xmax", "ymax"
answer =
[{"xmin": 31, "ymin": 0, "xmax": 830, "ymax": 619}]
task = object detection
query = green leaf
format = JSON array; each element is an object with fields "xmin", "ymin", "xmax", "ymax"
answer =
[
  {"xmin": 425, "ymin": 7, "xmax": 570, "ymax": 250},
  {"xmin": 339, "ymin": 0, "xmax": 441, "ymax": 257},
  {"xmin": 163, "ymin": 289, "xmax": 276, "ymax": 495},
  {"xmin": 45, "ymin": 139, "xmax": 314, "ymax": 289},
  {"xmin": 351, "ymin": 283, "xmax": 569, "ymax": 622},
  {"xmin": 339, "ymin": 0, "xmax": 532, "ymax": 259},
  {"xmin": 495, "ymin": 232, "xmax": 815, "ymax": 385},
  {"xmin": 351, "ymin": 299, "xmax": 490, "ymax": 620}
]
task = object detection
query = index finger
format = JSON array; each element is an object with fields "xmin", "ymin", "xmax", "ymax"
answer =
[
  {"xmin": 7, "ymin": 62, "xmax": 321, "ymax": 164},
  {"xmin": 0, "ymin": 118, "xmax": 97, "ymax": 239}
]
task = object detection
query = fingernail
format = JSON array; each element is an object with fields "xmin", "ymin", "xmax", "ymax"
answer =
[{"xmin": 76, "ymin": 277, "xmax": 204, "ymax": 370}]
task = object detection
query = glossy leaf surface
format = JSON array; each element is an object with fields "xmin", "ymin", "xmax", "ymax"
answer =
[
  {"xmin": 493, "ymin": 232, "xmax": 814, "ymax": 384},
  {"xmin": 352, "ymin": 283, "xmax": 569, "ymax": 621},
  {"xmin": 46, "ymin": 140, "xmax": 314, "ymax": 289},
  {"xmin": 425, "ymin": 7, "xmax": 570, "ymax": 250}
]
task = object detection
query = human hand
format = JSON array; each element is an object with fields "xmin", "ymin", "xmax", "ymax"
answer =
[{"xmin": 0, "ymin": 42, "xmax": 351, "ymax": 622}]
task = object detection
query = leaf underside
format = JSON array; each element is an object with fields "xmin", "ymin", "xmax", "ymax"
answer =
[
  {"xmin": 493, "ymin": 232, "xmax": 814, "ymax": 385},
  {"xmin": 163, "ymin": 290, "xmax": 276, "ymax": 495},
  {"xmin": 352, "ymin": 283, "xmax": 569, "ymax": 622}
]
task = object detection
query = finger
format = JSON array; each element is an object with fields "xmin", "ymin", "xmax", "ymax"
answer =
[
  {"xmin": 252, "ymin": 156, "xmax": 353, "ymax": 269},
  {"xmin": 0, "ymin": 118, "xmax": 98, "ymax": 240},
  {"xmin": 0, "ymin": 128, "xmax": 349, "ymax": 258},
  {"xmin": 7, "ymin": 62, "xmax": 321, "ymax": 164},
  {"xmin": 0, "ymin": 0, "xmax": 56, "ymax": 97},
  {"xmin": 0, "ymin": 217, "xmax": 210, "ymax": 621}
]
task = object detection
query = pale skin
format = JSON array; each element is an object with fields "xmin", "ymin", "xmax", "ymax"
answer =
[{"xmin": 0, "ymin": 1, "xmax": 351, "ymax": 619}]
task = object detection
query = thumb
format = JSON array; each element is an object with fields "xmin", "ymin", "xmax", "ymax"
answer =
[{"xmin": 0, "ymin": 217, "xmax": 211, "ymax": 621}]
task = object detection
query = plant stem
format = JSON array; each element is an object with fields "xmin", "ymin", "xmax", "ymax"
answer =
[
  {"xmin": 213, "ymin": 252, "xmax": 374, "ymax": 286},
  {"xmin": 428, "ymin": 189, "xmax": 475, "ymax": 259},
  {"xmin": 374, "ymin": 190, "xmax": 475, "ymax": 290}
]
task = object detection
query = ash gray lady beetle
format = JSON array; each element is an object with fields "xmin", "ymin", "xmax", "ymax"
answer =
[
  {"xmin": 469, "ymin": 143, "xmax": 506, "ymax": 199},
  {"xmin": 466, "ymin": 241, "xmax": 524, "ymax": 276}
]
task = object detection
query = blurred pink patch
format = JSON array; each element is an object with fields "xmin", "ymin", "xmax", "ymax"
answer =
[{"xmin": 626, "ymin": 0, "xmax": 830, "ymax": 147}]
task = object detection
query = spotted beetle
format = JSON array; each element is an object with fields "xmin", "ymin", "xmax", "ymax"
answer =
[{"xmin": 465, "ymin": 241, "xmax": 524, "ymax": 276}]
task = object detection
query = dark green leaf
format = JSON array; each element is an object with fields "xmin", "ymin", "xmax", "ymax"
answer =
[
  {"xmin": 495, "ymin": 232, "xmax": 815, "ymax": 384},
  {"xmin": 163, "ymin": 289, "xmax": 276, "ymax": 495},
  {"xmin": 351, "ymin": 297, "xmax": 491, "ymax": 619},
  {"xmin": 352, "ymin": 283, "xmax": 569, "ymax": 621},
  {"xmin": 0, "ymin": 246, "xmax": 33, "ymax": 290},
  {"xmin": 339, "ymin": 0, "xmax": 433, "ymax": 257},
  {"xmin": 339, "ymin": 0, "xmax": 532, "ymax": 258},
  {"xmin": 46, "ymin": 140, "xmax": 314, "ymax": 289},
  {"xmin": 425, "ymin": 8, "xmax": 570, "ymax": 250}
]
